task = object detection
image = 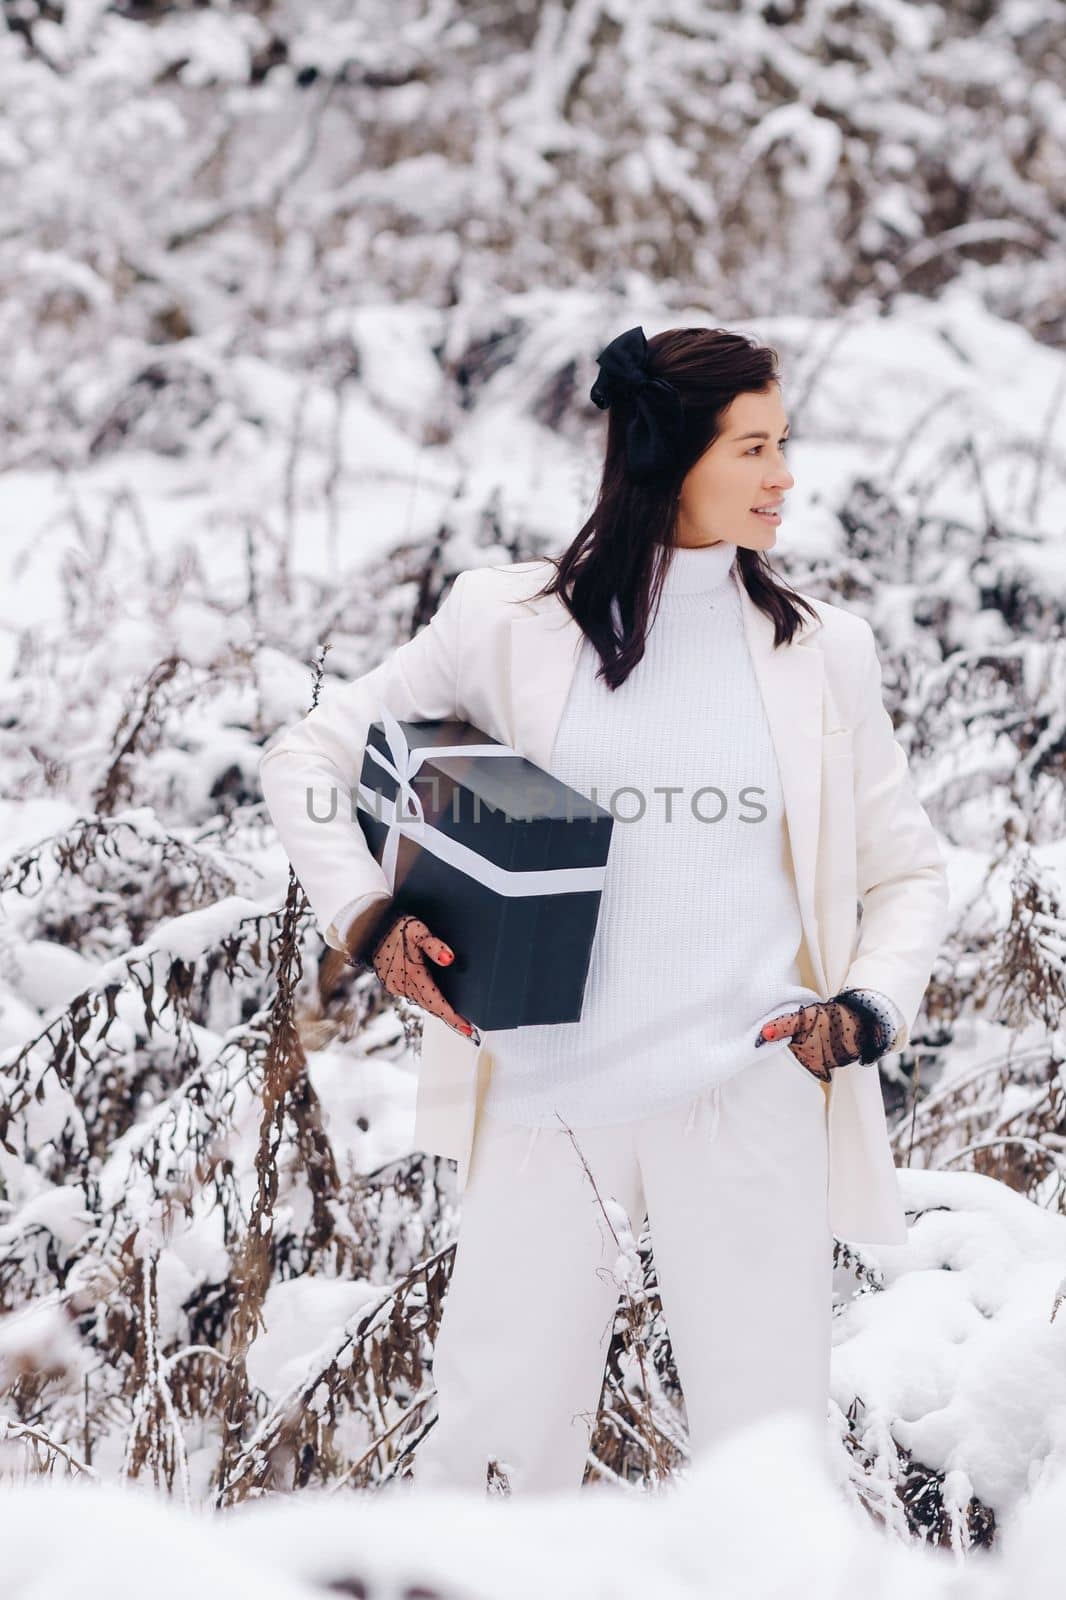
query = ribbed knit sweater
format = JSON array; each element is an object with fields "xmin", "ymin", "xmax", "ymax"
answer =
[{"xmin": 478, "ymin": 538, "xmax": 828, "ymax": 1127}]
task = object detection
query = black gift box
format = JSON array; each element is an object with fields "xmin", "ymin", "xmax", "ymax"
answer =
[{"xmin": 354, "ymin": 716, "xmax": 614, "ymax": 1031}]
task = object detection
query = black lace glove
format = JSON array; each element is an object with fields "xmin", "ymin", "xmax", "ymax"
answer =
[
  {"xmin": 346, "ymin": 909, "xmax": 477, "ymax": 1041},
  {"xmin": 755, "ymin": 989, "xmax": 899, "ymax": 1082}
]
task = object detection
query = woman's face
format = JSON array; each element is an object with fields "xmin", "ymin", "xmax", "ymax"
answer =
[{"xmin": 675, "ymin": 385, "xmax": 794, "ymax": 551}]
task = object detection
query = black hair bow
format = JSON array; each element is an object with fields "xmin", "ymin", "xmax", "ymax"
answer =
[{"xmin": 590, "ymin": 325, "xmax": 684, "ymax": 481}]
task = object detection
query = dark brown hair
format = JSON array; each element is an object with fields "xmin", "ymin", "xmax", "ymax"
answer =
[{"xmin": 526, "ymin": 326, "xmax": 818, "ymax": 690}]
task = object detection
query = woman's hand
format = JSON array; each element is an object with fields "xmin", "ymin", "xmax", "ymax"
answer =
[
  {"xmin": 755, "ymin": 991, "xmax": 897, "ymax": 1082},
  {"xmin": 359, "ymin": 911, "xmax": 478, "ymax": 1041}
]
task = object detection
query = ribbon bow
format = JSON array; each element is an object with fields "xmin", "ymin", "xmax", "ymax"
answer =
[
  {"xmin": 590, "ymin": 324, "xmax": 685, "ymax": 481},
  {"xmin": 364, "ymin": 708, "xmax": 430, "ymax": 893}
]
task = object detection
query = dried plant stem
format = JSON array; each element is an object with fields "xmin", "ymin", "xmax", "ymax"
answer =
[
  {"xmin": 555, "ymin": 1114, "xmax": 673, "ymax": 1486},
  {"xmin": 0, "ymin": 1419, "xmax": 99, "ymax": 1481}
]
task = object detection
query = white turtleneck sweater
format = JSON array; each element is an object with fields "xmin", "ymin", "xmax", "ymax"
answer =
[{"xmin": 478, "ymin": 539, "xmax": 830, "ymax": 1127}]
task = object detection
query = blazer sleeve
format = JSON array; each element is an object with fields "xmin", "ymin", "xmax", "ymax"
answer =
[
  {"xmin": 837, "ymin": 620, "xmax": 951, "ymax": 1051},
  {"xmin": 258, "ymin": 568, "xmax": 472, "ymax": 952}
]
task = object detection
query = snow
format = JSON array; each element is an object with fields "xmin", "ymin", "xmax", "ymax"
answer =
[
  {"xmin": 839, "ymin": 1168, "xmax": 1066, "ymax": 1516},
  {"xmin": 246, "ymin": 1275, "xmax": 384, "ymax": 1396},
  {"xmin": 3, "ymin": 1403, "xmax": 1066, "ymax": 1596}
]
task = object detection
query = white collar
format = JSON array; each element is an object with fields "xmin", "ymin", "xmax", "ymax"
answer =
[{"xmin": 656, "ymin": 539, "xmax": 738, "ymax": 597}]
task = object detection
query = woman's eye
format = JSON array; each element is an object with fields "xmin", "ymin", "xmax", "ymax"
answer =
[{"xmin": 747, "ymin": 441, "xmax": 789, "ymax": 455}]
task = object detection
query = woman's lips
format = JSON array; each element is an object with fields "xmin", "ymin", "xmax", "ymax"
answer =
[{"xmin": 751, "ymin": 506, "xmax": 782, "ymax": 523}]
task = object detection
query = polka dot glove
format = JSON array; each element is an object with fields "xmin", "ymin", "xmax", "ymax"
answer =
[
  {"xmin": 346, "ymin": 910, "xmax": 478, "ymax": 1042},
  {"xmin": 755, "ymin": 988, "xmax": 899, "ymax": 1082}
]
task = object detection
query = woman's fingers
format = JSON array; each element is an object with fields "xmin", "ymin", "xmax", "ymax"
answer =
[
  {"xmin": 757, "ymin": 1012, "xmax": 798, "ymax": 1044},
  {"xmin": 757, "ymin": 1000, "xmax": 864, "ymax": 1079},
  {"xmin": 371, "ymin": 914, "xmax": 477, "ymax": 1038},
  {"xmin": 423, "ymin": 933, "xmax": 457, "ymax": 969},
  {"xmin": 757, "ymin": 1001, "xmax": 818, "ymax": 1045},
  {"xmin": 414, "ymin": 967, "xmax": 477, "ymax": 1038},
  {"xmin": 785, "ymin": 1036, "xmax": 834, "ymax": 1082}
]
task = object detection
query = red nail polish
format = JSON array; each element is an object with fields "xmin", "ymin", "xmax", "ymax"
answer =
[{"xmin": 441, "ymin": 950, "xmax": 454, "ymax": 964}]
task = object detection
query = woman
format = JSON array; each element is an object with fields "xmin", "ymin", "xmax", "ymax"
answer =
[{"xmin": 259, "ymin": 325, "xmax": 951, "ymax": 1495}]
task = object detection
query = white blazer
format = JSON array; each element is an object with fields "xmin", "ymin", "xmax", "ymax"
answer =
[{"xmin": 259, "ymin": 558, "xmax": 951, "ymax": 1244}]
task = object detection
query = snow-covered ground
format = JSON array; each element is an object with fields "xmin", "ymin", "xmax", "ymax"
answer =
[{"xmin": 5, "ymin": 1396, "xmax": 1066, "ymax": 1600}]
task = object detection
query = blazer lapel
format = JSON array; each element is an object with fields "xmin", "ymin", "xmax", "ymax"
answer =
[
  {"xmin": 734, "ymin": 578, "xmax": 827, "ymax": 993},
  {"xmin": 507, "ymin": 564, "xmax": 828, "ymax": 992},
  {"xmin": 507, "ymin": 588, "xmax": 585, "ymax": 770}
]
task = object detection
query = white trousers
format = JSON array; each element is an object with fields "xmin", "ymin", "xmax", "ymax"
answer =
[{"xmin": 414, "ymin": 1046, "xmax": 834, "ymax": 1495}]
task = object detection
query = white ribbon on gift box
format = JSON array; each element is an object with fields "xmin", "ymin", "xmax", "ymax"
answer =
[{"xmin": 355, "ymin": 707, "xmax": 608, "ymax": 898}]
